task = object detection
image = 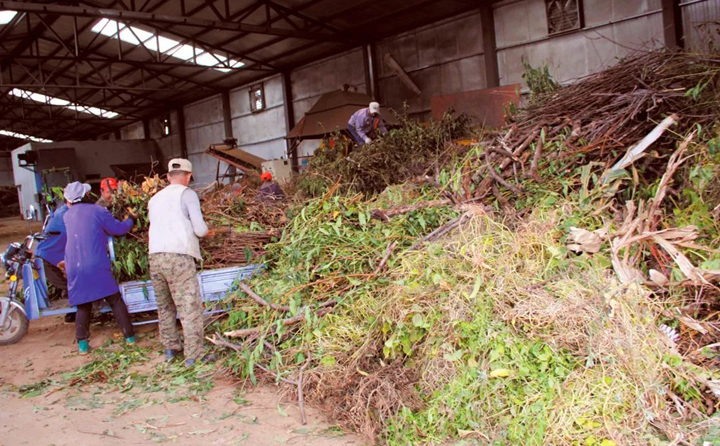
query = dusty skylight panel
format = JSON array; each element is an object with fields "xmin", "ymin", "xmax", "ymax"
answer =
[
  {"xmin": 0, "ymin": 10, "xmax": 17, "ymax": 25},
  {"xmin": 91, "ymin": 18, "xmax": 244, "ymax": 72},
  {"xmin": 0, "ymin": 130, "xmax": 52, "ymax": 143},
  {"xmin": 9, "ymin": 88, "xmax": 119, "ymax": 119}
]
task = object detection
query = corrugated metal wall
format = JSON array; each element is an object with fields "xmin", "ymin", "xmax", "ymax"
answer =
[{"xmin": 681, "ymin": 0, "xmax": 720, "ymax": 50}]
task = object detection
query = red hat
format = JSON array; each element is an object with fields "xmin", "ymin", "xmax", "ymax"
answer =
[
  {"xmin": 100, "ymin": 177, "xmax": 118, "ymax": 192},
  {"xmin": 261, "ymin": 172, "xmax": 272, "ymax": 182}
]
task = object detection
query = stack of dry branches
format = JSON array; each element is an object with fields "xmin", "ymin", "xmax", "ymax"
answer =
[
  {"xmin": 472, "ymin": 50, "xmax": 720, "ymax": 201},
  {"xmin": 201, "ymin": 180, "xmax": 289, "ymax": 231}
]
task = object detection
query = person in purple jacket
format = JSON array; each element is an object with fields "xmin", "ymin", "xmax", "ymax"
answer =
[
  {"xmin": 61, "ymin": 181, "xmax": 136, "ymax": 355},
  {"xmin": 347, "ymin": 101, "xmax": 388, "ymax": 147}
]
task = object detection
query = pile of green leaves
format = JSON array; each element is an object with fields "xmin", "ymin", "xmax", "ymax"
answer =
[
  {"xmin": 522, "ymin": 60, "xmax": 560, "ymax": 103},
  {"xmin": 301, "ymin": 112, "xmax": 472, "ymax": 196},
  {"xmin": 112, "ymin": 238, "xmax": 150, "ymax": 282},
  {"xmin": 219, "ymin": 184, "xmax": 458, "ymax": 381}
]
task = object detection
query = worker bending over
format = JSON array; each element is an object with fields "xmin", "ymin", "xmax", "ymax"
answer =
[
  {"xmin": 61, "ymin": 181, "xmax": 136, "ymax": 354},
  {"xmin": 148, "ymin": 159, "xmax": 210, "ymax": 366},
  {"xmin": 347, "ymin": 101, "xmax": 388, "ymax": 146},
  {"xmin": 96, "ymin": 177, "xmax": 118, "ymax": 208},
  {"xmin": 257, "ymin": 172, "xmax": 285, "ymax": 202}
]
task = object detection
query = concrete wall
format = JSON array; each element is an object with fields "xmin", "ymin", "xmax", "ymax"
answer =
[
  {"xmin": 182, "ymin": 94, "xmax": 230, "ymax": 187},
  {"xmin": 148, "ymin": 110, "xmax": 183, "ymax": 162},
  {"xmin": 291, "ymin": 49, "xmax": 367, "ymax": 157},
  {"xmin": 494, "ymin": 0, "xmax": 665, "ymax": 87},
  {"xmin": 377, "ymin": 12, "xmax": 487, "ymax": 120},
  {"xmin": 0, "ymin": 156, "xmax": 13, "ymax": 186},
  {"xmin": 682, "ymin": 0, "xmax": 720, "ymax": 51},
  {"xmin": 230, "ymin": 74, "xmax": 287, "ymax": 161},
  {"xmin": 120, "ymin": 120, "xmax": 145, "ymax": 140}
]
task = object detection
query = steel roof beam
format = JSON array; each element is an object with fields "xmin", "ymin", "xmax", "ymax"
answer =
[
  {"xmin": 3, "ymin": 54, "xmax": 274, "ymax": 72},
  {"xmin": 0, "ymin": 1, "xmax": 354, "ymax": 43}
]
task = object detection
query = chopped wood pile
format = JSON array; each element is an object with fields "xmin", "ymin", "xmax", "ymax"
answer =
[{"xmin": 471, "ymin": 50, "xmax": 720, "ymax": 201}]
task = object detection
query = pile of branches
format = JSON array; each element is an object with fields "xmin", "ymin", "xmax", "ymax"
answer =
[
  {"xmin": 109, "ymin": 175, "xmax": 280, "ymax": 282},
  {"xmin": 302, "ymin": 112, "xmax": 472, "ymax": 196},
  {"xmin": 470, "ymin": 50, "xmax": 720, "ymax": 202},
  {"xmin": 201, "ymin": 178, "xmax": 289, "ymax": 233}
]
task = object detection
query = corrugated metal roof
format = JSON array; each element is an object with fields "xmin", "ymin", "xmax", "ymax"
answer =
[{"xmin": 0, "ymin": 0, "xmax": 479, "ymax": 150}]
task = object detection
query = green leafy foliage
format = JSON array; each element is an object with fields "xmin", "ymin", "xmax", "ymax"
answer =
[
  {"xmin": 301, "ymin": 111, "xmax": 472, "ymax": 196},
  {"xmin": 522, "ymin": 60, "xmax": 560, "ymax": 102}
]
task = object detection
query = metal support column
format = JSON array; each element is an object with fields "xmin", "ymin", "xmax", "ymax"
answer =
[
  {"xmin": 363, "ymin": 43, "xmax": 379, "ymax": 100},
  {"xmin": 661, "ymin": 0, "xmax": 684, "ymax": 49},
  {"xmin": 480, "ymin": 3, "xmax": 499, "ymax": 88},
  {"xmin": 221, "ymin": 89, "xmax": 237, "ymax": 181},
  {"xmin": 177, "ymin": 107, "xmax": 188, "ymax": 159},
  {"xmin": 142, "ymin": 119, "xmax": 150, "ymax": 139},
  {"xmin": 281, "ymin": 71, "xmax": 298, "ymax": 173}
]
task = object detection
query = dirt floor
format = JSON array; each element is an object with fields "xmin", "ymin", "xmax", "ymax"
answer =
[
  {"xmin": 0, "ymin": 216, "xmax": 43, "ymax": 246},
  {"xmin": 0, "ymin": 215, "xmax": 362, "ymax": 445},
  {"xmin": 0, "ymin": 314, "xmax": 363, "ymax": 446}
]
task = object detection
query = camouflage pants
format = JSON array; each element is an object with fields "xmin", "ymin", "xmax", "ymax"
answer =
[{"xmin": 149, "ymin": 253, "xmax": 204, "ymax": 361}]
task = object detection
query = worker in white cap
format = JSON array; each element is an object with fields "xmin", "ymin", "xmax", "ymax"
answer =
[
  {"xmin": 347, "ymin": 101, "xmax": 388, "ymax": 147},
  {"xmin": 147, "ymin": 158, "xmax": 211, "ymax": 366}
]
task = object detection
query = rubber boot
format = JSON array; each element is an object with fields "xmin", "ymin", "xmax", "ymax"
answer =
[
  {"xmin": 78, "ymin": 340, "xmax": 89, "ymax": 355},
  {"xmin": 125, "ymin": 336, "xmax": 136, "ymax": 345},
  {"xmin": 165, "ymin": 349, "xmax": 180, "ymax": 362}
]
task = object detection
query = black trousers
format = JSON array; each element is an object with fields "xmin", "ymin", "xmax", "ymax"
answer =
[
  {"xmin": 75, "ymin": 292, "xmax": 135, "ymax": 341},
  {"xmin": 41, "ymin": 259, "xmax": 67, "ymax": 298}
]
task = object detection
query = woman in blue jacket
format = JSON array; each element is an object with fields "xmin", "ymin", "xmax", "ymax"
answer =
[{"xmin": 61, "ymin": 181, "xmax": 136, "ymax": 354}]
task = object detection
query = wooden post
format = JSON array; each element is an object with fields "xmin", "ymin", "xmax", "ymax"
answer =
[{"xmin": 480, "ymin": 3, "xmax": 499, "ymax": 88}]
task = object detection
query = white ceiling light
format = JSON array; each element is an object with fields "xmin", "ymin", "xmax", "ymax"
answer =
[
  {"xmin": 9, "ymin": 88, "xmax": 119, "ymax": 119},
  {"xmin": 0, "ymin": 129, "xmax": 52, "ymax": 143},
  {"xmin": 91, "ymin": 18, "xmax": 245, "ymax": 72},
  {"xmin": 0, "ymin": 10, "xmax": 17, "ymax": 25}
]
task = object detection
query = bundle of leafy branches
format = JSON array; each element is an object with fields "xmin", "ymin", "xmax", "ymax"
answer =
[
  {"xmin": 108, "ymin": 175, "xmax": 279, "ymax": 282},
  {"xmin": 300, "ymin": 111, "xmax": 472, "ymax": 196}
]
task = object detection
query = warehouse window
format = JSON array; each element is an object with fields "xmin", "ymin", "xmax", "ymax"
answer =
[
  {"xmin": 0, "ymin": 10, "xmax": 17, "ymax": 25},
  {"xmin": 546, "ymin": 0, "xmax": 582, "ymax": 35},
  {"xmin": 91, "ymin": 18, "xmax": 244, "ymax": 72},
  {"xmin": 8, "ymin": 88, "xmax": 119, "ymax": 119},
  {"xmin": 250, "ymin": 84, "xmax": 265, "ymax": 113},
  {"xmin": 161, "ymin": 115, "xmax": 171, "ymax": 136},
  {"xmin": 0, "ymin": 129, "xmax": 52, "ymax": 143}
]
